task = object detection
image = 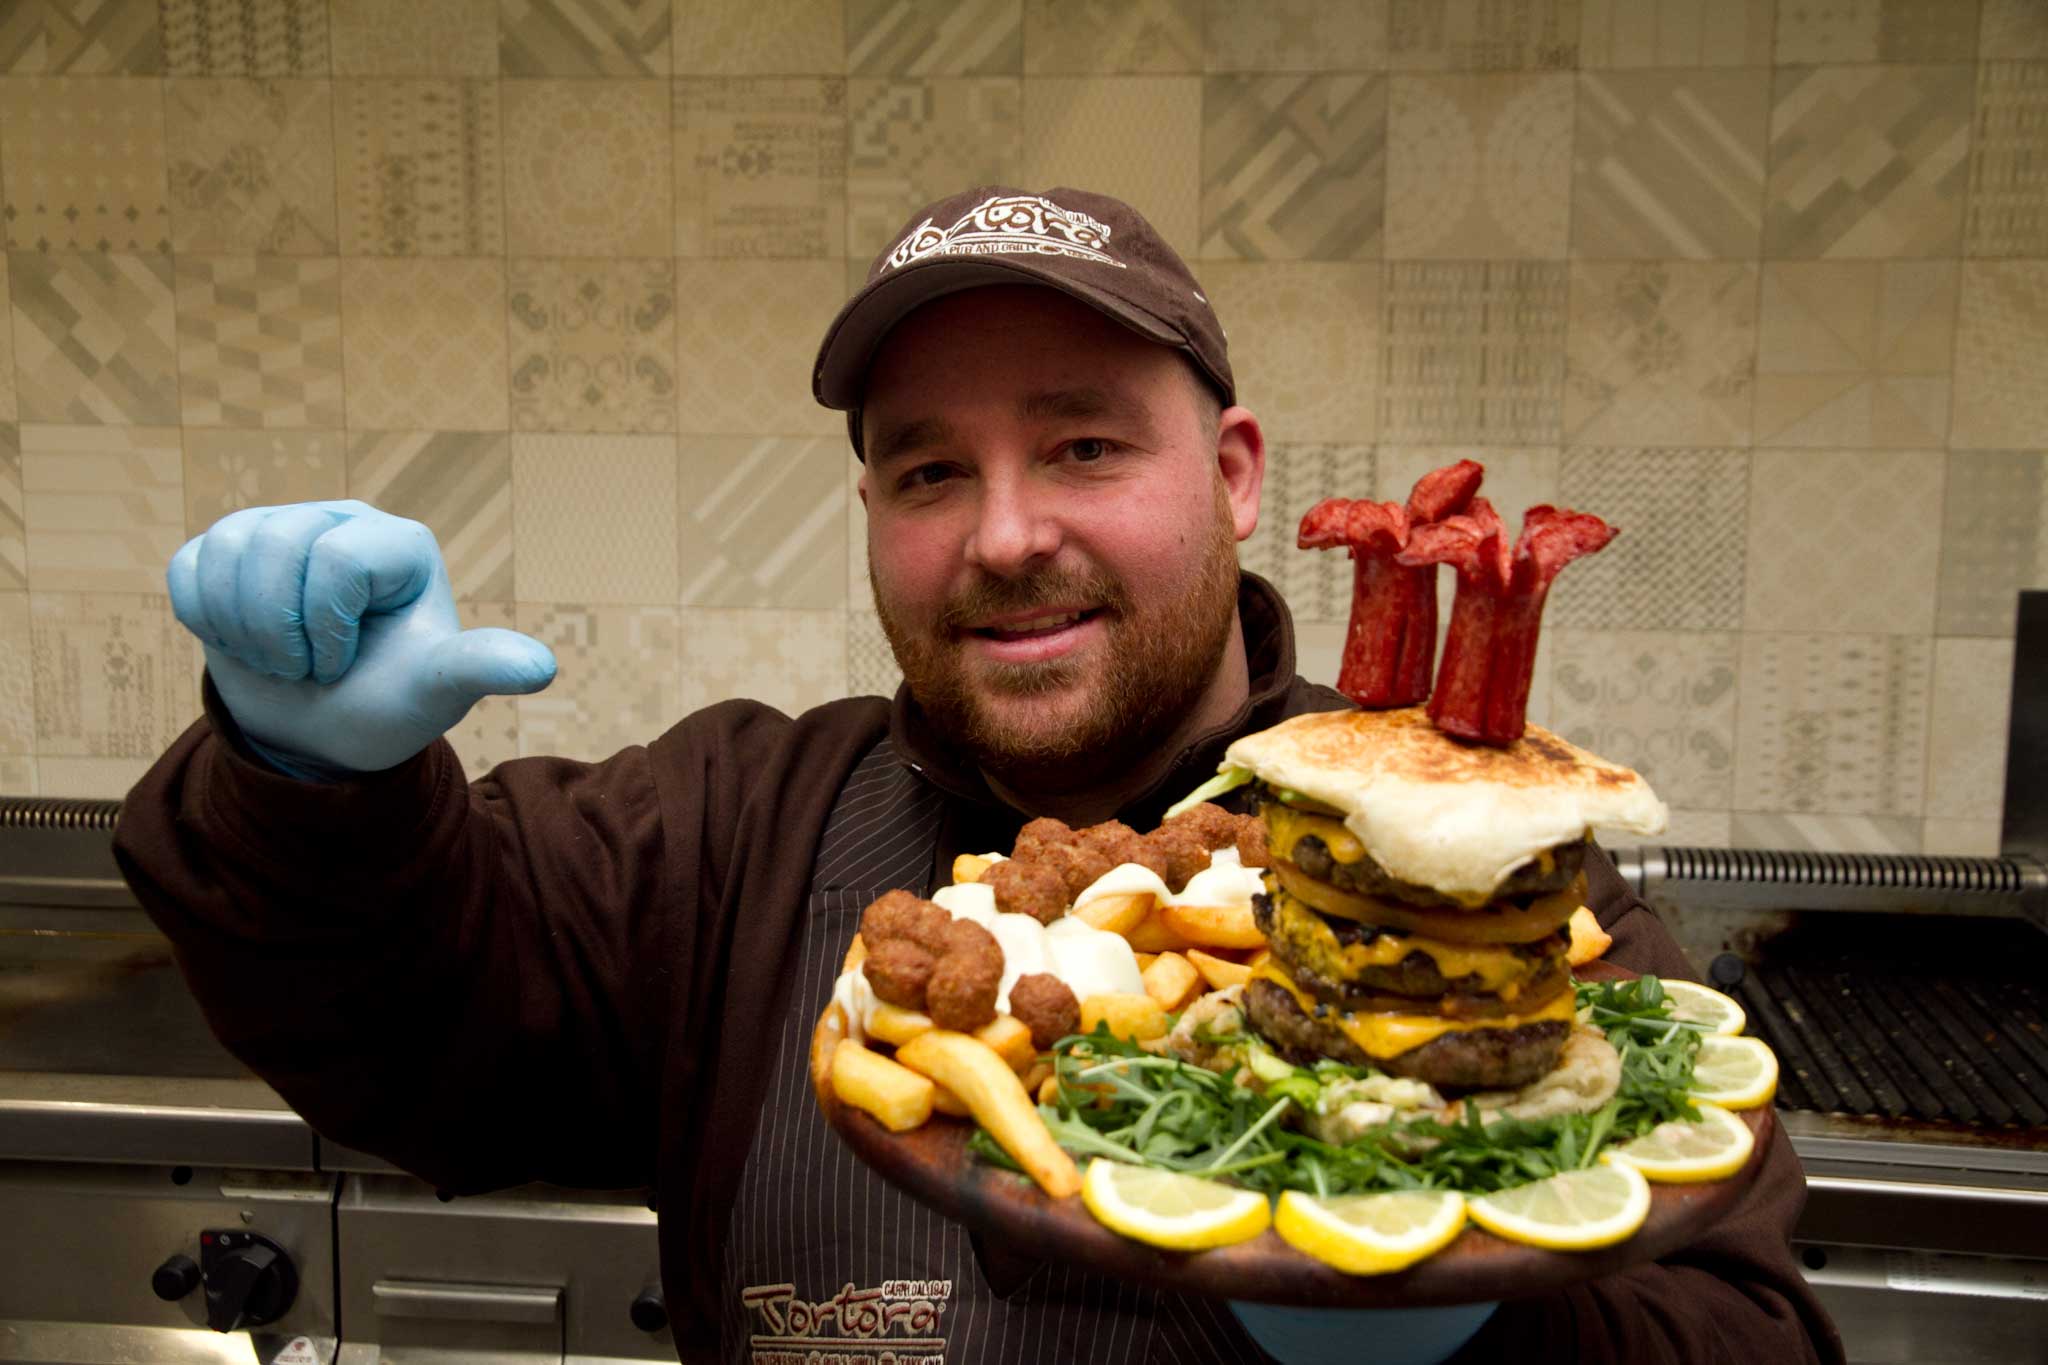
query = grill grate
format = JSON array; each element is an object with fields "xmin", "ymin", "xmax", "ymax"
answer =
[{"xmin": 1736, "ymin": 914, "xmax": 2048, "ymax": 1129}]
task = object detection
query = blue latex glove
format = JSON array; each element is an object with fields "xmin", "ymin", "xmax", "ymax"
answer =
[
  {"xmin": 1229, "ymin": 1300, "xmax": 1497, "ymax": 1365},
  {"xmin": 167, "ymin": 501, "xmax": 556, "ymax": 780}
]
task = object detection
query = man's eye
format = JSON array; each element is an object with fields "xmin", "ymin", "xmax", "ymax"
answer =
[
  {"xmin": 1067, "ymin": 437, "xmax": 1116, "ymax": 462},
  {"xmin": 899, "ymin": 463, "xmax": 956, "ymax": 491}
]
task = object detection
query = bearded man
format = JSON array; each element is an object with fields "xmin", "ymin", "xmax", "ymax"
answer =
[{"xmin": 114, "ymin": 187, "xmax": 1838, "ymax": 1365}]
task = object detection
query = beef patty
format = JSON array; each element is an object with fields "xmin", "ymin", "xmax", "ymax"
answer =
[
  {"xmin": 1243, "ymin": 977, "xmax": 1570, "ymax": 1090},
  {"xmin": 1288, "ymin": 831, "xmax": 1587, "ymax": 910}
]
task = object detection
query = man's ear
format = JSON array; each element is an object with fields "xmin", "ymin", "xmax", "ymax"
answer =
[
  {"xmin": 1216, "ymin": 406, "xmax": 1265, "ymax": 543},
  {"xmin": 856, "ymin": 468, "xmax": 869, "ymax": 509}
]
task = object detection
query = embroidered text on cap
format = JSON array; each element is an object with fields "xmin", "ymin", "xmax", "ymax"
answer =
[{"xmin": 887, "ymin": 194, "xmax": 1128, "ymax": 272}]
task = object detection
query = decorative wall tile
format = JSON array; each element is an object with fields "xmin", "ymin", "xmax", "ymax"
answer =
[
  {"xmin": 341, "ymin": 259, "xmax": 509, "ymax": 431},
  {"xmin": 0, "ymin": 78, "xmax": 169, "ymax": 252},
  {"xmin": 1386, "ymin": 0, "xmax": 1579, "ymax": 70},
  {"xmin": 1202, "ymin": 262, "xmax": 1380, "ymax": 443},
  {"xmin": 677, "ymin": 607, "xmax": 848, "ymax": 716},
  {"xmin": 1385, "ymin": 73, "xmax": 1573, "ymax": 259},
  {"xmin": 1572, "ymin": 69, "xmax": 1770, "ymax": 260},
  {"xmin": 175, "ymin": 255, "xmax": 344, "ymax": 429},
  {"xmin": 1577, "ymin": 0, "xmax": 1774, "ymax": 67},
  {"xmin": 0, "ymin": 425, "xmax": 22, "ymax": 589},
  {"xmin": 1381, "ymin": 261, "xmax": 1568, "ymax": 444},
  {"xmin": 1024, "ymin": 0, "xmax": 1200, "ymax": 74},
  {"xmin": 1728, "ymin": 812, "xmax": 1922, "ymax": 853},
  {"xmin": 9, "ymin": 253, "xmax": 178, "ymax": 424},
  {"xmin": 1290, "ymin": 617, "xmax": 1345, "ymax": 701},
  {"xmin": 677, "ymin": 437, "xmax": 848, "ymax": 609},
  {"xmin": 846, "ymin": 608, "xmax": 903, "ymax": 698},
  {"xmin": 30, "ymin": 592, "xmax": 198, "ymax": 758},
  {"xmin": 347, "ymin": 432, "xmax": 514, "ymax": 600},
  {"xmin": 1981, "ymin": 1, "xmax": 2048, "ymax": 59},
  {"xmin": 1377, "ymin": 446, "xmax": 1560, "ymax": 528},
  {"xmin": 37, "ymin": 756, "xmax": 152, "ymax": 797},
  {"xmin": 1744, "ymin": 448, "xmax": 1943, "ymax": 635},
  {"xmin": 1021, "ymin": 77, "xmax": 1202, "ymax": 257},
  {"xmin": 336, "ymin": 80, "xmax": 505, "ymax": 256},
  {"xmin": 1966, "ymin": 62, "xmax": 2048, "ymax": 257},
  {"xmin": 1564, "ymin": 262, "xmax": 1757, "ymax": 447},
  {"xmin": 0, "ymin": 0, "xmax": 162, "ymax": 74},
  {"xmin": 331, "ymin": 0, "xmax": 498, "ymax": 75},
  {"xmin": 0, "ymin": 256, "xmax": 13, "ymax": 421},
  {"xmin": 1237, "ymin": 444, "xmax": 1376, "ymax": 624},
  {"xmin": 514, "ymin": 603, "xmax": 680, "ymax": 760},
  {"xmin": 846, "ymin": 78, "xmax": 1022, "ymax": 262},
  {"xmin": 673, "ymin": 259, "xmax": 847, "ymax": 437},
  {"xmin": 0, "ymin": 592, "xmax": 31, "ymax": 751},
  {"xmin": 508, "ymin": 259, "xmax": 676, "ymax": 434},
  {"xmin": 673, "ymin": 0, "xmax": 843, "ymax": 76},
  {"xmin": 447, "ymin": 600, "xmax": 520, "ymax": 776},
  {"xmin": 1774, "ymin": 0, "xmax": 1978, "ymax": 63},
  {"xmin": 1755, "ymin": 261, "xmax": 1956, "ymax": 448},
  {"xmin": 1936, "ymin": 450, "xmax": 2048, "ymax": 636},
  {"xmin": 183, "ymin": 430, "xmax": 346, "ymax": 532},
  {"xmin": 847, "ymin": 458, "xmax": 870, "ymax": 606},
  {"xmin": 1734, "ymin": 632, "xmax": 1931, "ymax": 817},
  {"xmin": 502, "ymin": 0, "xmax": 671, "ymax": 76},
  {"xmin": 674, "ymin": 78, "xmax": 847, "ymax": 259},
  {"xmin": 504, "ymin": 80, "xmax": 673, "ymax": 258},
  {"xmin": 1200, "ymin": 75, "xmax": 1386, "ymax": 261},
  {"xmin": 1551, "ymin": 629, "xmax": 1738, "ymax": 808},
  {"xmin": 166, "ymin": 79, "xmax": 337, "ymax": 254},
  {"xmin": 1553, "ymin": 447, "xmax": 1748, "ymax": 631},
  {"xmin": 1926, "ymin": 637, "xmax": 2013, "ymax": 821},
  {"xmin": 1597, "ymin": 808, "xmax": 1732, "ymax": 848},
  {"xmin": 0, "ymin": 756, "xmax": 30, "ymax": 794},
  {"xmin": 511, "ymin": 434, "xmax": 678, "ymax": 603},
  {"xmin": 1763, "ymin": 65, "xmax": 1973, "ymax": 259},
  {"xmin": 20, "ymin": 425, "xmax": 183, "ymax": 594},
  {"xmin": 1202, "ymin": 0, "xmax": 1387, "ymax": 72},
  {"xmin": 162, "ymin": 0, "xmax": 328, "ymax": 76},
  {"xmin": 848, "ymin": 0, "xmax": 1021, "ymax": 76},
  {"xmin": 1922, "ymin": 818, "xmax": 1999, "ymax": 856},
  {"xmin": 1952, "ymin": 261, "xmax": 2048, "ymax": 450}
]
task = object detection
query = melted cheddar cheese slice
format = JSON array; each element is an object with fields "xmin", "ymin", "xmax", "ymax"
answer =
[
  {"xmin": 1251, "ymin": 959, "xmax": 1575, "ymax": 1061},
  {"xmin": 1264, "ymin": 805, "xmax": 1366, "ymax": 864}
]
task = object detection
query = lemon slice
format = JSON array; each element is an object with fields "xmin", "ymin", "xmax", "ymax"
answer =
[
  {"xmin": 1602, "ymin": 1103, "xmax": 1755, "ymax": 1183},
  {"xmin": 1659, "ymin": 980, "xmax": 1747, "ymax": 1036},
  {"xmin": 1466, "ymin": 1164, "xmax": 1651, "ymax": 1251},
  {"xmin": 1273, "ymin": 1189, "xmax": 1467, "ymax": 1275},
  {"xmin": 1080, "ymin": 1159, "xmax": 1271, "ymax": 1251},
  {"xmin": 1689, "ymin": 1035, "xmax": 1779, "ymax": 1109}
]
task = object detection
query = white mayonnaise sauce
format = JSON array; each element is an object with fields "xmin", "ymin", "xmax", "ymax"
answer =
[{"xmin": 1070, "ymin": 846, "xmax": 1267, "ymax": 917}]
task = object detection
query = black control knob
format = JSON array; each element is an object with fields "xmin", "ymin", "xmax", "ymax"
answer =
[
  {"xmin": 151, "ymin": 1253, "xmax": 201, "ymax": 1301},
  {"xmin": 630, "ymin": 1285, "xmax": 668, "ymax": 1333},
  {"xmin": 1709, "ymin": 953, "xmax": 1747, "ymax": 989},
  {"xmin": 199, "ymin": 1230, "xmax": 298, "ymax": 1333}
]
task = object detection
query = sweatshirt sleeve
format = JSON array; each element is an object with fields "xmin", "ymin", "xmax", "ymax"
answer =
[
  {"xmin": 112, "ymin": 681, "xmax": 784, "ymax": 1195},
  {"xmin": 1448, "ymin": 844, "xmax": 1846, "ymax": 1365}
]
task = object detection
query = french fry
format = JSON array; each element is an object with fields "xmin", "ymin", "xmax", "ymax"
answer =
[
  {"xmin": 1134, "ymin": 951, "xmax": 1159, "ymax": 971},
  {"xmin": 952, "ymin": 852, "xmax": 999, "ymax": 884},
  {"xmin": 974, "ymin": 1013, "xmax": 1037, "ymax": 1073},
  {"xmin": 868, "ymin": 1003, "xmax": 936, "ymax": 1047},
  {"xmin": 1079, "ymin": 992, "xmax": 1168, "ymax": 1042},
  {"xmin": 1141, "ymin": 951, "xmax": 1203, "ymax": 1013},
  {"xmin": 1186, "ymin": 948, "xmax": 1253, "ymax": 991},
  {"xmin": 1021, "ymin": 1059, "xmax": 1052, "ymax": 1095},
  {"xmin": 1037, "ymin": 1071, "xmax": 1061, "ymax": 1106},
  {"xmin": 931, "ymin": 1085, "xmax": 971, "ymax": 1118},
  {"xmin": 1158, "ymin": 900, "xmax": 1266, "ymax": 950},
  {"xmin": 831, "ymin": 1039, "xmax": 934, "ymax": 1133},
  {"xmin": 1566, "ymin": 906, "xmax": 1612, "ymax": 967},
  {"xmin": 842, "ymin": 934, "xmax": 868, "ymax": 974},
  {"xmin": 1123, "ymin": 908, "xmax": 1193, "ymax": 953},
  {"xmin": 896, "ymin": 1031, "xmax": 1082, "ymax": 1199},
  {"xmin": 1249, "ymin": 947, "xmax": 1271, "ymax": 969},
  {"xmin": 1074, "ymin": 891, "xmax": 1153, "ymax": 937}
]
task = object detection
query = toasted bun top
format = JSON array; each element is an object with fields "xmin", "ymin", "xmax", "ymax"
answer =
[{"xmin": 1224, "ymin": 708, "xmax": 1668, "ymax": 904}]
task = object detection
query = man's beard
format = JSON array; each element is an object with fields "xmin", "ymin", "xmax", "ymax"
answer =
[{"xmin": 874, "ymin": 498, "xmax": 1243, "ymax": 795}]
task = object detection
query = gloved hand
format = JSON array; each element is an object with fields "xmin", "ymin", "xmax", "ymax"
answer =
[
  {"xmin": 167, "ymin": 500, "xmax": 557, "ymax": 780},
  {"xmin": 1229, "ymin": 1300, "xmax": 1497, "ymax": 1365}
]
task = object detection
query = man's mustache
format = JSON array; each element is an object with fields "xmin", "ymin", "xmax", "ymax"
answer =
[{"xmin": 936, "ymin": 571, "xmax": 1132, "ymax": 632}]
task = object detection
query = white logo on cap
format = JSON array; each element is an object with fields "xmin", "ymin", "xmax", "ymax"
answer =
[{"xmin": 887, "ymin": 194, "xmax": 1126, "ymax": 271}]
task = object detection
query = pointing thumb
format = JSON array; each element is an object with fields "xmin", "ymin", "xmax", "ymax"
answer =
[{"xmin": 423, "ymin": 627, "xmax": 558, "ymax": 709}]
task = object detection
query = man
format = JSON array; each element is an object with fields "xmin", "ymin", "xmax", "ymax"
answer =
[{"xmin": 115, "ymin": 187, "xmax": 1840, "ymax": 1365}]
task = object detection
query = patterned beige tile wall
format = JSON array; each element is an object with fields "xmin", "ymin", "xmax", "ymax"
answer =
[{"xmin": 0, "ymin": 0, "xmax": 2035, "ymax": 862}]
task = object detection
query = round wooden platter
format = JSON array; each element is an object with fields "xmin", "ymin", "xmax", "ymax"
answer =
[{"xmin": 810, "ymin": 958, "xmax": 1773, "ymax": 1308}]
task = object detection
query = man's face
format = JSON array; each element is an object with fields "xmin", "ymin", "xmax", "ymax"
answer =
[{"xmin": 859, "ymin": 285, "xmax": 1262, "ymax": 790}]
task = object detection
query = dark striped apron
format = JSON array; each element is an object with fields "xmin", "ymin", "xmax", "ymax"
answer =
[{"xmin": 718, "ymin": 738, "xmax": 1271, "ymax": 1363}]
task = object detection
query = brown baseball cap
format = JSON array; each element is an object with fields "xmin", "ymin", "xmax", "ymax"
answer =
[{"xmin": 813, "ymin": 185, "xmax": 1234, "ymax": 457}]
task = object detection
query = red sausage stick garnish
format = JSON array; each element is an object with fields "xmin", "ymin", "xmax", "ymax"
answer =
[
  {"xmin": 1398, "ymin": 501, "xmax": 1617, "ymax": 746},
  {"xmin": 1297, "ymin": 460, "xmax": 1483, "ymax": 709}
]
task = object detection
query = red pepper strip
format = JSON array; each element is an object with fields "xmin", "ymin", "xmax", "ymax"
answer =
[{"xmin": 1398, "ymin": 502, "xmax": 1615, "ymax": 746}]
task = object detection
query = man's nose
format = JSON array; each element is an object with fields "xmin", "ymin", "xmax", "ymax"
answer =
[{"xmin": 964, "ymin": 471, "xmax": 1060, "ymax": 577}]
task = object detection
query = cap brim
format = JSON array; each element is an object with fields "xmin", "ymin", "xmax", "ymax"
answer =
[{"xmin": 812, "ymin": 255, "xmax": 1189, "ymax": 411}]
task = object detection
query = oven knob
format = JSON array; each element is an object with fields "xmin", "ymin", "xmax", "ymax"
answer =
[
  {"xmin": 199, "ymin": 1230, "xmax": 299, "ymax": 1333},
  {"xmin": 151, "ymin": 1253, "xmax": 201, "ymax": 1301},
  {"xmin": 630, "ymin": 1285, "xmax": 668, "ymax": 1333},
  {"xmin": 1709, "ymin": 953, "xmax": 1746, "ymax": 989}
]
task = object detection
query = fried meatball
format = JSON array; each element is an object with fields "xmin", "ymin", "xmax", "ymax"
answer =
[
  {"xmin": 862, "ymin": 939, "xmax": 935, "ymax": 1010},
  {"xmin": 1234, "ymin": 817, "xmax": 1270, "ymax": 869},
  {"xmin": 1145, "ymin": 826, "xmax": 1214, "ymax": 891},
  {"xmin": 1079, "ymin": 823, "xmax": 1152, "ymax": 872},
  {"xmin": 928, "ymin": 920, "xmax": 1004, "ymax": 1031},
  {"xmin": 1166, "ymin": 801, "xmax": 1241, "ymax": 849},
  {"xmin": 860, "ymin": 889, "xmax": 953, "ymax": 954},
  {"xmin": 1012, "ymin": 816, "xmax": 1074, "ymax": 862},
  {"xmin": 1009, "ymin": 972, "xmax": 1081, "ymax": 1050},
  {"xmin": 987, "ymin": 857, "xmax": 1069, "ymax": 924},
  {"xmin": 1039, "ymin": 839, "xmax": 1115, "ymax": 900}
]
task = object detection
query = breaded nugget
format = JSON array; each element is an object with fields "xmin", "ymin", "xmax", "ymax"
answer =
[
  {"xmin": 1008, "ymin": 972, "xmax": 1081, "ymax": 1050},
  {"xmin": 862, "ymin": 938, "xmax": 935, "ymax": 1009},
  {"xmin": 928, "ymin": 920, "xmax": 1003, "ymax": 1031},
  {"xmin": 1012, "ymin": 816, "xmax": 1074, "ymax": 862},
  {"xmin": 859, "ymin": 888, "xmax": 953, "ymax": 954},
  {"xmin": 987, "ymin": 857, "xmax": 1069, "ymax": 924}
]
